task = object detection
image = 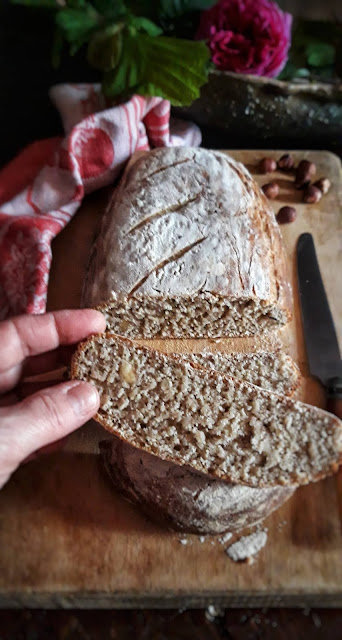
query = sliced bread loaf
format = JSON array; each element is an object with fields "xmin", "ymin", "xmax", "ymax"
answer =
[
  {"xmin": 71, "ymin": 333, "xmax": 342, "ymax": 488},
  {"xmin": 82, "ymin": 147, "xmax": 292, "ymax": 338}
]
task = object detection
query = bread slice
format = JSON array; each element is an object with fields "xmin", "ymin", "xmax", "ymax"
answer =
[
  {"xmin": 82, "ymin": 147, "xmax": 292, "ymax": 338},
  {"xmin": 177, "ymin": 351, "xmax": 301, "ymax": 397},
  {"xmin": 71, "ymin": 333, "xmax": 342, "ymax": 488}
]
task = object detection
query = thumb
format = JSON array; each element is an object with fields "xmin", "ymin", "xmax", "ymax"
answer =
[{"xmin": 0, "ymin": 380, "xmax": 100, "ymax": 488}]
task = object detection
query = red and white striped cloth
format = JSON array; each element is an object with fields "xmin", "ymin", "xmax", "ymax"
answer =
[{"xmin": 0, "ymin": 84, "xmax": 201, "ymax": 319}]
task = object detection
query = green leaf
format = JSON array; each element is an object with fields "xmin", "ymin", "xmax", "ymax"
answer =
[
  {"xmin": 103, "ymin": 32, "xmax": 209, "ymax": 106},
  {"xmin": 102, "ymin": 33, "xmax": 142, "ymax": 96},
  {"xmin": 306, "ymin": 42, "xmax": 335, "ymax": 68},
  {"xmin": 56, "ymin": 5, "xmax": 99, "ymax": 55},
  {"xmin": 88, "ymin": 25, "xmax": 123, "ymax": 71},
  {"xmin": 128, "ymin": 16, "xmax": 163, "ymax": 36},
  {"xmin": 159, "ymin": 0, "xmax": 216, "ymax": 18}
]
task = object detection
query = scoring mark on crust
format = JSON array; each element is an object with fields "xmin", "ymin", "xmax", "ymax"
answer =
[
  {"xmin": 140, "ymin": 155, "xmax": 194, "ymax": 182},
  {"xmin": 127, "ymin": 193, "xmax": 202, "ymax": 234},
  {"xmin": 128, "ymin": 236, "xmax": 207, "ymax": 297}
]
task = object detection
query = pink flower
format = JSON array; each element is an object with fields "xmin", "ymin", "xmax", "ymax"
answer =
[{"xmin": 196, "ymin": 0, "xmax": 292, "ymax": 78}]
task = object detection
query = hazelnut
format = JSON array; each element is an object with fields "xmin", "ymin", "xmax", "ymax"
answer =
[
  {"xmin": 303, "ymin": 185, "xmax": 322, "ymax": 204},
  {"xmin": 313, "ymin": 177, "xmax": 331, "ymax": 195},
  {"xmin": 277, "ymin": 154, "xmax": 294, "ymax": 170},
  {"xmin": 297, "ymin": 159, "xmax": 317, "ymax": 175},
  {"xmin": 259, "ymin": 157, "xmax": 277, "ymax": 174},
  {"xmin": 262, "ymin": 182, "xmax": 279, "ymax": 199},
  {"xmin": 295, "ymin": 160, "xmax": 316, "ymax": 189},
  {"xmin": 119, "ymin": 360, "xmax": 136, "ymax": 384},
  {"xmin": 277, "ymin": 206, "xmax": 297, "ymax": 224}
]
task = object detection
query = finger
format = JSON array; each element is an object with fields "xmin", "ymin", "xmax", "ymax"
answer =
[
  {"xmin": 0, "ymin": 309, "xmax": 106, "ymax": 373},
  {"xmin": 0, "ymin": 380, "xmax": 99, "ymax": 487},
  {"xmin": 0, "ymin": 309, "xmax": 105, "ymax": 392},
  {"xmin": 0, "ymin": 378, "xmax": 62, "ymax": 406}
]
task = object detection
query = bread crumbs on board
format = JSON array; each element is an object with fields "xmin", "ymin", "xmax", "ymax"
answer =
[{"xmin": 225, "ymin": 530, "xmax": 268, "ymax": 563}]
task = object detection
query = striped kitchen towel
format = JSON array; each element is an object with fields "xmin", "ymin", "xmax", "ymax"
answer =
[{"xmin": 0, "ymin": 84, "xmax": 201, "ymax": 319}]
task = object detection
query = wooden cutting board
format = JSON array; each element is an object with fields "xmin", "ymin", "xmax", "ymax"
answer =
[{"xmin": 0, "ymin": 150, "xmax": 342, "ymax": 609}]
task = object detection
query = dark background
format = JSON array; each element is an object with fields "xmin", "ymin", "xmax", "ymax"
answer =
[
  {"xmin": 1, "ymin": 608, "xmax": 342, "ymax": 640},
  {"xmin": 0, "ymin": 0, "xmax": 101, "ymax": 168},
  {"xmin": 1, "ymin": 0, "xmax": 342, "ymax": 637},
  {"xmin": 1, "ymin": 0, "xmax": 342, "ymax": 167}
]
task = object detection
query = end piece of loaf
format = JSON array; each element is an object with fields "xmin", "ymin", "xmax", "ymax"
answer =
[
  {"xmin": 100, "ymin": 438, "xmax": 295, "ymax": 535},
  {"xmin": 83, "ymin": 147, "xmax": 292, "ymax": 338},
  {"xmin": 71, "ymin": 334, "xmax": 342, "ymax": 488}
]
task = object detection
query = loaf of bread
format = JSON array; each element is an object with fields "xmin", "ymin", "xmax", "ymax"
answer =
[
  {"xmin": 177, "ymin": 350, "xmax": 300, "ymax": 397},
  {"xmin": 71, "ymin": 334, "xmax": 342, "ymax": 488},
  {"xmin": 83, "ymin": 147, "xmax": 292, "ymax": 338},
  {"xmin": 100, "ymin": 438, "xmax": 295, "ymax": 535}
]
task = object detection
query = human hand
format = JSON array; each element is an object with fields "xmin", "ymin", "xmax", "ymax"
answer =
[{"xmin": 0, "ymin": 309, "xmax": 106, "ymax": 489}]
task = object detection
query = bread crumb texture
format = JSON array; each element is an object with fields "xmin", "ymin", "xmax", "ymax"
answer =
[
  {"xmin": 72, "ymin": 334, "xmax": 342, "ymax": 488},
  {"xmin": 83, "ymin": 147, "xmax": 292, "ymax": 338},
  {"xmin": 179, "ymin": 350, "xmax": 300, "ymax": 397}
]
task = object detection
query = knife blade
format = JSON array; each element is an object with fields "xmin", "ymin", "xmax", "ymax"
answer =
[{"xmin": 297, "ymin": 233, "xmax": 342, "ymax": 417}]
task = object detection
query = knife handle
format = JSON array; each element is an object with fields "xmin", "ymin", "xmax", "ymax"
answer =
[{"xmin": 326, "ymin": 377, "xmax": 342, "ymax": 420}]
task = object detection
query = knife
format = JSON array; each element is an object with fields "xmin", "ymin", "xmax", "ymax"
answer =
[{"xmin": 297, "ymin": 232, "xmax": 342, "ymax": 419}]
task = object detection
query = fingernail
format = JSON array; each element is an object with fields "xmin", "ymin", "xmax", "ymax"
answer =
[{"xmin": 66, "ymin": 381, "xmax": 99, "ymax": 416}]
